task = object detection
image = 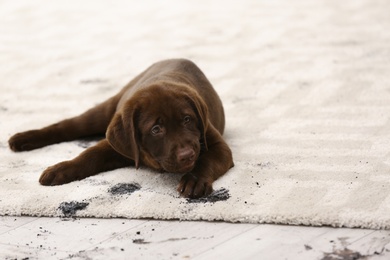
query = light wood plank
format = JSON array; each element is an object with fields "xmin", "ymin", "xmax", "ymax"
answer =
[
  {"xmin": 0, "ymin": 243, "xmax": 70, "ymax": 259},
  {"xmin": 348, "ymin": 230, "xmax": 390, "ymax": 256},
  {"xmin": 193, "ymin": 224, "xmax": 323, "ymax": 260},
  {"xmin": 0, "ymin": 216, "xmax": 40, "ymax": 235},
  {"xmin": 306, "ymin": 227, "xmax": 376, "ymax": 254},
  {"xmin": 194, "ymin": 224, "xmax": 390, "ymax": 260},
  {"xmin": 1, "ymin": 216, "xmax": 390, "ymax": 260},
  {"xmin": 0, "ymin": 217, "xmax": 148, "ymax": 253},
  {"xmin": 85, "ymin": 220, "xmax": 258, "ymax": 259}
]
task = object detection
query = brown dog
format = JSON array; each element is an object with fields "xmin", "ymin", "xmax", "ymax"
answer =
[{"xmin": 8, "ymin": 59, "xmax": 234, "ymax": 198}]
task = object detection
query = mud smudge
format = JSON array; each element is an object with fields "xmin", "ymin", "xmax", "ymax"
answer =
[
  {"xmin": 133, "ymin": 239, "xmax": 150, "ymax": 244},
  {"xmin": 58, "ymin": 201, "xmax": 89, "ymax": 217},
  {"xmin": 108, "ymin": 183, "xmax": 141, "ymax": 195},
  {"xmin": 132, "ymin": 237, "xmax": 189, "ymax": 245},
  {"xmin": 320, "ymin": 247, "xmax": 386, "ymax": 260},
  {"xmin": 187, "ymin": 188, "xmax": 230, "ymax": 203}
]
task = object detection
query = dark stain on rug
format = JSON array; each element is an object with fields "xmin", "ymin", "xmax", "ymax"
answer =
[
  {"xmin": 108, "ymin": 182, "xmax": 141, "ymax": 195},
  {"xmin": 187, "ymin": 188, "xmax": 230, "ymax": 203},
  {"xmin": 58, "ymin": 201, "xmax": 89, "ymax": 217}
]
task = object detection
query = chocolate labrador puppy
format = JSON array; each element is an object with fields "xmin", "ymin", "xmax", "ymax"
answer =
[{"xmin": 8, "ymin": 59, "xmax": 234, "ymax": 198}]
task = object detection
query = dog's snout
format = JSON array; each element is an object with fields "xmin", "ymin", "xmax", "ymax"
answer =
[{"xmin": 177, "ymin": 147, "xmax": 195, "ymax": 163}]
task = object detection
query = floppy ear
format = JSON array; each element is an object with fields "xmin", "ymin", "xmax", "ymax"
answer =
[
  {"xmin": 106, "ymin": 108, "xmax": 140, "ymax": 168},
  {"xmin": 186, "ymin": 91, "xmax": 209, "ymax": 151}
]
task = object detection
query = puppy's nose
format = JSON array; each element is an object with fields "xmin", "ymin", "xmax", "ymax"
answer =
[{"xmin": 177, "ymin": 148, "xmax": 195, "ymax": 163}]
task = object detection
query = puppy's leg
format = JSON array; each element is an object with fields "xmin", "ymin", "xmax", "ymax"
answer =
[
  {"xmin": 178, "ymin": 126, "xmax": 234, "ymax": 199},
  {"xmin": 9, "ymin": 96, "xmax": 119, "ymax": 152},
  {"xmin": 39, "ymin": 139, "xmax": 133, "ymax": 185}
]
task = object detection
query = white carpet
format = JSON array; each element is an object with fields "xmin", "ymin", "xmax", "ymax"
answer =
[{"xmin": 1, "ymin": 0, "xmax": 390, "ymax": 229}]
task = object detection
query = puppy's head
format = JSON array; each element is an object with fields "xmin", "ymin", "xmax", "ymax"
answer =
[{"xmin": 106, "ymin": 84, "xmax": 208, "ymax": 173}]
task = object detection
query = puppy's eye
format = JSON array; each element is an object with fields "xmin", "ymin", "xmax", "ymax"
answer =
[
  {"xmin": 151, "ymin": 125, "xmax": 162, "ymax": 135},
  {"xmin": 184, "ymin": 115, "xmax": 191, "ymax": 124}
]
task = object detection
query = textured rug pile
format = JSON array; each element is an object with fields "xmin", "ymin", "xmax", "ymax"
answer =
[{"xmin": 1, "ymin": 0, "xmax": 390, "ymax": 229}]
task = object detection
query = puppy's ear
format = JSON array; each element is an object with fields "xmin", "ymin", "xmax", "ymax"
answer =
[
  {"xmin": 106, "ymin": 108, "xmax": 140, "ymax": 168},
  {"xmin": 186, "ymin": 91, "xmax": 209, "ymax": 151}
]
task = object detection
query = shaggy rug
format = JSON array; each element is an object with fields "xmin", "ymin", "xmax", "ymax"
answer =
[{"xmin": 1, "ymin": 0, "xmax": 390, "ymax": 229}]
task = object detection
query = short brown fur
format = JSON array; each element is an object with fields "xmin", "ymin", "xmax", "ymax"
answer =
[{"xmin": 8, "ymin": 59, "xmax": 234, "ymax": 198}]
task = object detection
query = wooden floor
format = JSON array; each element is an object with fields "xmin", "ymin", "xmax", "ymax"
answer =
[{"xmin": 0, "ymin": 216, "xmax": 389, "ymax": 259}]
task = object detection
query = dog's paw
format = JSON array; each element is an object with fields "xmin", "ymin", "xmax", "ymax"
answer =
[
  {"xmin": 8, "ymin": 130, "xmax": 43, "ymax": 152},
  {"xmin": 39, "ymin": 161, "xmax": 79, "ymax": 186},
  {"xmin": 177, "ymin": 173, "xmax": 213, "ymax": 199}
]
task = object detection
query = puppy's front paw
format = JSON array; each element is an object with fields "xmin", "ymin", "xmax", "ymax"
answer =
[
  {"xmin": 9, "ymin": 130, "xmax": 43, "ymax": 152},
  {"xmin": 39, "ymin": 161, "xmax": 79, "ymax": 186},
  {"xmin": 177, "ymin": 173, "xmax": 213, "ymax": 199}
]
